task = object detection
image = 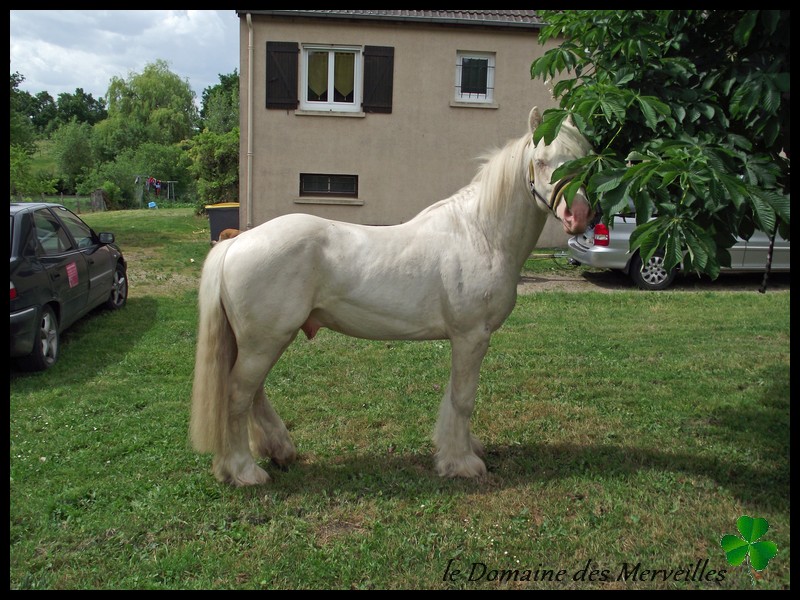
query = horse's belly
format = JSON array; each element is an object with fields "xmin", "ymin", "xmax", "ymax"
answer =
[{"xmin": 312, "ymin": 301, "xmax": 448, "ymax": 341}]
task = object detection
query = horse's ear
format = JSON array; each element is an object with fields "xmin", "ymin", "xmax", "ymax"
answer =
[{"xmin": 529, "ymin": 106, "xmax": 542, "ymax": 134}]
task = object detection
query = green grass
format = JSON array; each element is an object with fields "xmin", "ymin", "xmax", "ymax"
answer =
[{"xmin": 10, "ymin": 209, "xmax": 790, "ymax": 589}]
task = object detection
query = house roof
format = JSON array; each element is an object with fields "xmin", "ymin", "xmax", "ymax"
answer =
[{"xmin": 236, "ymin": 10, "xmax": 544, "ymax": 29}]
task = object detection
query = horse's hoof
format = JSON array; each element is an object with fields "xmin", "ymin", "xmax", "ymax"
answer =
[
  {"xmin": 231, "ymin": 464, "xmax": 271, "ymax": 486},
  {"xmin": 214, "ymin": 460, "xmax": 271, "ymax": 486},
  {"xmin": 435, "ymin": 453, "xmax": 487, "ymax": 479}
]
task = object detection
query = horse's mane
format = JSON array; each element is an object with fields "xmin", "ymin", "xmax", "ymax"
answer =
[
  {"xmin": 414, "ymin": 118, "xmax": 591, "ymax": 228},
  {"xmin": 471, "ymin": 133, "xmax": 530, "ymax": 223},
  {"xmin": 471, "ymin": 118, "xmax": 592, "ymax": 222}
]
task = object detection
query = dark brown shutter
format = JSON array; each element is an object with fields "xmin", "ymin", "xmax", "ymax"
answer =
[
  {"xmin": 266, "ymin": 41, "xmax": 298, "ymax": 109},
  {"xmin": 362, "ymin": 46, "xmax": 394, "ymax": 114}
]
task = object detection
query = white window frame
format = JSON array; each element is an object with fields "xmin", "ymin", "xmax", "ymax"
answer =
[
  {"xmin": 455, "ymin": 51, "xmax": 495, "ymax": 104},
  {"xmin": 300, "ymin": 44, "xmax": 363, "ymax": 113}
]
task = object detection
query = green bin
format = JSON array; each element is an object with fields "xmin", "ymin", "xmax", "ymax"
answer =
[{"xmin": 206, "ymin": 203, "xmax": 240, "ymax": 242}]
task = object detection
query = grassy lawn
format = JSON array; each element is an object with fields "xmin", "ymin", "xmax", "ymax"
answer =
[{"xmin": 9, "ymin": 209, "xmax": 790, "ymax": 589}]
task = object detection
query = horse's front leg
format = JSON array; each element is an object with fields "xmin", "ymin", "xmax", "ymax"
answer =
[{"xmin": 433, "ymin": 333, "xmax": 490, "ymax": 478}]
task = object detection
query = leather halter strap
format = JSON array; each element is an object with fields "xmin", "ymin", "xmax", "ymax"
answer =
[{"xmin": 528, "ymin": 158, "xmax": 572, "ymax": 220}]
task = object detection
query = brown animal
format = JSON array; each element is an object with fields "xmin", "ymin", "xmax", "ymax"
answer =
[{"xmin": 212, "ymin": 228, "xmax": 241, "ymax": 245}]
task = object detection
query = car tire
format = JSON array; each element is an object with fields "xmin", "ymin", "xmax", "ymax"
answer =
[
  {"xmin": 105, "ymin": 262, "xmax": 128, "ymax": 310},
  {"xmin": 16, "ymin": 305, "xmax": 60, "ymax": 372},
  {"xmin": 629, "ymin": 252, "xmax": 677, "ymax": 291}
]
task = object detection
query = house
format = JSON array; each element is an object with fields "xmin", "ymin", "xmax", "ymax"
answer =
[{"xmin": 236, "ymin": 10, "xmax": 570, "ymax": 246}]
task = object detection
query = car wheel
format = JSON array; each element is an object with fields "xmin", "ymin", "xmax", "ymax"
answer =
[
  {"xmin": 105, "ymin": 262, "xmax": 128, "ymax": 310},
  {"xmin": 16, "ymin": 305, "xmax": 60, "ymax": 371},
  {"xmin": 629, "ymin": 252, "xmax": 677, "ymax": 291}
]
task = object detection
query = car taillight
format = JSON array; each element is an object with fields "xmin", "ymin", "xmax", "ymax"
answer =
[
  {"xmin": 10, "ymin": 281, "xmax": 17, "ymax": 300},
  {"xmin": 593, "ymin": 223, "xmax": 610, "ymax": 247}
]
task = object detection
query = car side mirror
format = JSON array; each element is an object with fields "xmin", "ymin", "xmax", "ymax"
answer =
[{"xmin": 98, "ymin": 232, "xmax": 115, "ymax": 244}]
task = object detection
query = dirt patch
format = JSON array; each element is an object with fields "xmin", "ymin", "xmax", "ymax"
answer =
[{"xmin": 517, "ymin": 270, "xmax": 791, "ymax": 294}]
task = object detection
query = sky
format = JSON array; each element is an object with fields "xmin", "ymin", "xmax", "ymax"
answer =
[{"xmin": 10, "ymin": 10, "xmax": 240, "ymax": 105}]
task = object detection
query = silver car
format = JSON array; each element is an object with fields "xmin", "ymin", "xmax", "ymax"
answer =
[{"xmin": 567, "ymin": 214, "xmax": 790, "ymax": 290}]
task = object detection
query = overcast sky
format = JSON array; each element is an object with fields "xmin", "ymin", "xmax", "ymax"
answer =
[{"xmin": 10, "ymin": 10, "xmax": 240, "ymax": 105}]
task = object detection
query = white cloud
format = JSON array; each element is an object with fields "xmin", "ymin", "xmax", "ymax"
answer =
[{"xmin": 10, "ymin": 10, "xmax": 239, "ymax": 102}]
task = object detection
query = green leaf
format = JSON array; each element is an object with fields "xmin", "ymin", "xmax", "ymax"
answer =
[
  {"xmin": 749, "ymin": 541, "xmax": 778, "ymax": 571},
  {"xmin": 637, "ymin": 96, "xmax": 659, "ymax": 130},
  {"xmin": 737, "ymin": 515, "xmax": 769, "ymax": 543},
  {"xmin": 533, "ymin": 110, "xmax": 567, "ymax": 145},
  {"xmin": 721, "ymin": 534, "xmax": 749, "ymax": 566},
  {"xmin": 663, "ymin": 231, "xmax": 682, "ymax": 272},
  {"xmin": 602, "ymin": 179, "xmax": 633, "ymax": 217},
  {"xmin": 593, "ymin": 169, "xmax": 627, "ymax": 193},
  {"xmin": 733, "ymin": 10, "xmax": 758, "ymax": 47},
  {"xmin": 750, "ymin": 193, "xmax": 777, "ymax": 234}
]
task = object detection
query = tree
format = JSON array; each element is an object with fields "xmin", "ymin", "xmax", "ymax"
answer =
[
  {"xmin": 55, "ymin": 88, "xmax": 107, "ymax": 128},
  {"xmin": 50, "ymin": 119, "xmax": 95, "ymax": 193},
  {"xmin": 10, "ymin": 72, "xmax": 36, "ymax": 153},
  {"xmin": 530, "ymin": 10, "xmax": 790, "ymax": 280},
  {"xmin": 200, "ymin": 70, "xmax": 239, "ymax": 134},
  {"xmin": 103, "ymin": 59, "xmax": 199, "ymax": 154},
  {"xmin": 32, "ymin": 91, "xmax": 59, "ymax": 134},
  {"xmin": 185, "ymin": 127, "xmax": 240, "ymax": 210},
  {"xmin": 10, "ymin": 145, "xmax": 56, "ymax": 198}
]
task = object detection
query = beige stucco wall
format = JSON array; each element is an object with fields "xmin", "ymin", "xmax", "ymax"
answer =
[{"xmin": 239, "ymin": 14, "xmax": 571, "ymax": 247}]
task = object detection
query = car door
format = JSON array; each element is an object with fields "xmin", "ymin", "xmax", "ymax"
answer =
[
  {"xmin": 52, "ymin": 206, "xmax": 115, "ymax": 309},
  {"xmin": 32, "ymin": 208, "xmax": 90, "ymax": 329},
  {"xmin": 741, "ymin": 228, "xmax": 791, "ymax": 270}
]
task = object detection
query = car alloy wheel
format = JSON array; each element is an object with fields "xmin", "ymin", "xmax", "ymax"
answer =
[{"xmin": 630, "ymin": 252, "xmax": 677, "ymax": 291}]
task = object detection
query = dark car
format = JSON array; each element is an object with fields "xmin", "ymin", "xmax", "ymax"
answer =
[
  {"xmin": 10, "ymin": 203, "xmax": 128, "ymax": 371},
  {"xmin": 568, "ymin": 213, "xmax": 790, "ymax": 290}
]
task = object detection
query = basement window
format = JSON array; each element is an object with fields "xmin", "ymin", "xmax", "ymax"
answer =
[{"xmin": 299, "ymin": 173, "xmax": 358, "ymax": 198}]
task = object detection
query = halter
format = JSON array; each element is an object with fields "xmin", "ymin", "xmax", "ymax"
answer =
[{"xmin": 528, "ymin": 158, "xmax": 572, "ymax": 220}]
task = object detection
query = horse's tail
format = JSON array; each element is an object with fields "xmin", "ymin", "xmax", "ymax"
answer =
[{"xmin": 190, "ymin": 241, "xmax": 237, "ymax": 455}]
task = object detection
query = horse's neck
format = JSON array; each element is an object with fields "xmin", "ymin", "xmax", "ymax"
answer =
[{"xmin": 476, "ymin": 182, "xmax": 547, "ymax": 270}]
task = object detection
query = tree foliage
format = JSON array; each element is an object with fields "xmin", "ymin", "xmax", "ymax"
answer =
[
  {"xmin": 55, "ymin": 88, "xmax": 107, "ymax": 129},
  {"xmin": 200, "ymin": 70, "xmax": 239, "ymax": 134},
  {"xmin": 11, "ymin": 63, "xmax": 236, "ymax": 206},
  {"xmin": 10, "ymin": 72, "xmax": 37, "ymax": 153},
  {"xmin": 10, "ymin": 145, "xmax": 56, "ymax": 198},
  {"xmin": 185, "ymin": 127, "xmax": 240, "ymax": 208},
  {"xmin": 50, "ymin": 120, "xmax": 95, "ymax": 191},
  {"xmin": 531, "ymin": 10, "xmax": 790, "ymax": 278},
  {"xmin": 10, "ymin": 72, "xmax": 106, "ymax": 136},
  {"xmin": 105, "ymin": 59, "xmax": 199, "ymax": 151}
]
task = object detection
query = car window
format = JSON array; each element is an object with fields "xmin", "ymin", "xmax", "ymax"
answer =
[
  {"xmin": 55, "ymin": 207, "xmax": 95, "ymax": 249},
  {"xmin": 33, "ymin": 209, "xmax": 74, "ymax": 255}
]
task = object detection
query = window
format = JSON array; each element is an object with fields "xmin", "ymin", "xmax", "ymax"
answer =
[
  {"xmin": 455, "ymin": 51, "xmax": 495, "ymax": 104},
  {"xmin": 266, "ymin": 42, "xmax": 394, "ymax": 113},
  {"xmin": 55, "ymin": 207, "xmax": 95, "ymax": 249},
  {"xmin": 300, "ymin": 174, "xmax": 358, "ymax": 198},
  {"xmin": 33, "ymin": 209, "xmax": 73, "ymax": 255},
  {"xmin": 301, "ymin": 46, "xmax": 361, "ymax": 111}
]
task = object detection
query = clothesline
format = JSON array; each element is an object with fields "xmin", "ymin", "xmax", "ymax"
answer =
[{"xmin": 135, "ymin": 175, "xmax": 178, "ymax": 200}]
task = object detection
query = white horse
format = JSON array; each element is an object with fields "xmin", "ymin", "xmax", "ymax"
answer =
[{"xmin": 190, "ymin": 106, "xmax": 594, "ymax": 486}]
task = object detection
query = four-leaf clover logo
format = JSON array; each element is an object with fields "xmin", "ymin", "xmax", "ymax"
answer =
[{"xmin": 720, "ymin": 516, "xmax": 778, "ymax": 572}]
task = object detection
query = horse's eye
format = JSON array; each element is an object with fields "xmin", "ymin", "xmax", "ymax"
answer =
[{"xmin": 535, "ymin": 160, "xmax": 546, "ymax": 169}]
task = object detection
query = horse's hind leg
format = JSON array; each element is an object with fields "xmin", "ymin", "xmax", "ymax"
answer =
[
  {"xmin": 248, "ymin": 388, "xmax": 297, "ymax": 467},
  {"xmin": 433, "ymin": 334, "xmax": 490, "ymax": 478},
  {"xmin": 213, "ymin": 341, "xmax": 291, "ymax": 486}
]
